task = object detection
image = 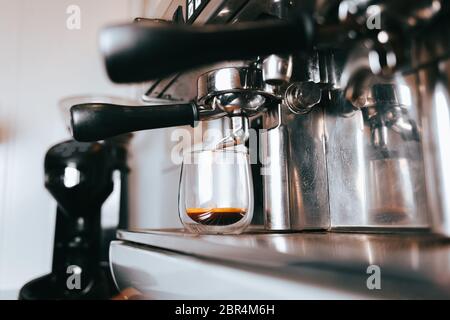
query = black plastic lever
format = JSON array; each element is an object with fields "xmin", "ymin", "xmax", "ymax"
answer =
[
  {"xmin": 70, "ymin": 103, "xmax": 198, "ymax": 142},
  {"xmin": 100, "ymin": 17, "xmax": 314, "ymax": 83}
]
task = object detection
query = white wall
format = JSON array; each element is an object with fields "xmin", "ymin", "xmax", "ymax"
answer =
[{"xmin": 0, "ymin": 0, "xmax": 174, "ymax": 293}]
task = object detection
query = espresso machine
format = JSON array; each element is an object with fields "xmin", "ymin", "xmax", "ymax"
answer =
[{"xmin": 68, "ymin": 0, "xmax": 450, "ymax": 299}]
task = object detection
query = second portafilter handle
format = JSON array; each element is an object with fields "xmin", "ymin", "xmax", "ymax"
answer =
[{"xmin": 100, "ymin": 15, "xmax": 314, "ymax": 83}]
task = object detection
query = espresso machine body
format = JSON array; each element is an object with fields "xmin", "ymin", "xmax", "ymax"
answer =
[
  {"xmin": 127, "ymin": 0, "xmax": 438, "ymax": 233},
  {"xmin": 69, "ymin": 0, "xmax": 450, "ymax": 237}
]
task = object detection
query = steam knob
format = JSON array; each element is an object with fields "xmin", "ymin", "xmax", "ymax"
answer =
[{"xmin": 285, "ymin": 81, "xmax": 322, "ymax": 114}]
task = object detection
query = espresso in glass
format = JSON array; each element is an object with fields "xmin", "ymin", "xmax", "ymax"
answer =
[
  {"xmin": 186, "ymin": 208, "xmax": 247, "ymax": 226},
  {"xmin": 179, "ymin": 148, "xmax": 254, "ymax": 234}
]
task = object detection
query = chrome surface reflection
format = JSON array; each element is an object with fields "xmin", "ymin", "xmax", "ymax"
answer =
[{"xmin": 116, "ymin": 228, "xmax": 450, "ymax": 298}]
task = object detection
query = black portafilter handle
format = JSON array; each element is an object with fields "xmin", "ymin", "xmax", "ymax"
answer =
[
  {"xmin": 100, "ymin": 16, "xmax": 314, "ymax": 83},
  {"xmin": 70, "ymin": 102, "xmax": 199, "ymax": 142}
]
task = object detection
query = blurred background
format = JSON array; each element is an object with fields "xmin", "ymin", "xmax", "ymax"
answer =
[{"xmin": 0, "ymin": 0, "xmax": 180, "ymax": 298}]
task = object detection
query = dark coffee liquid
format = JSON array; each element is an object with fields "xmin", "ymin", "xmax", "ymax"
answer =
[{"xmin": 186, "ymin": 208, "xmax": 246, "ymax": 226}]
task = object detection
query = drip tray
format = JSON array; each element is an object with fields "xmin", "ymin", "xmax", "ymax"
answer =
[{"xmin": 112, "ymin": 228, "xmax": 450, "ymax": 299}]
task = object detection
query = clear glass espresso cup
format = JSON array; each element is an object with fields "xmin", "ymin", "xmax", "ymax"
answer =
[{"xmin": 178, "ymin": 148, "xmax": 254, "ymax": 234}]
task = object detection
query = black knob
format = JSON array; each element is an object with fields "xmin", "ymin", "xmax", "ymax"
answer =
[
  {"xmin": 70, "ymin": 102, "xmax": 199, "ymax": 142},
  {"xmin": 100, "ymin": 17, "xmax": 314, "ymax": 83}
]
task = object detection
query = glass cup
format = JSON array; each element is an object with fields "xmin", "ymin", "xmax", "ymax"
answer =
[{"xmin": 178, "ymin": 148, "xmax": 254, "ymax": 234}]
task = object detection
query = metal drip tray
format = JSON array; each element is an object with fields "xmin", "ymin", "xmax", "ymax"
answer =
[{"xmin": 110, "ymin": 228, "xmax": 450, "ymax": 299}]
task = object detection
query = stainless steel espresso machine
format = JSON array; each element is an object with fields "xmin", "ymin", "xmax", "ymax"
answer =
[{"xmin": 69, "ymin": 0, "xmax": 450, "ymax": 299}]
